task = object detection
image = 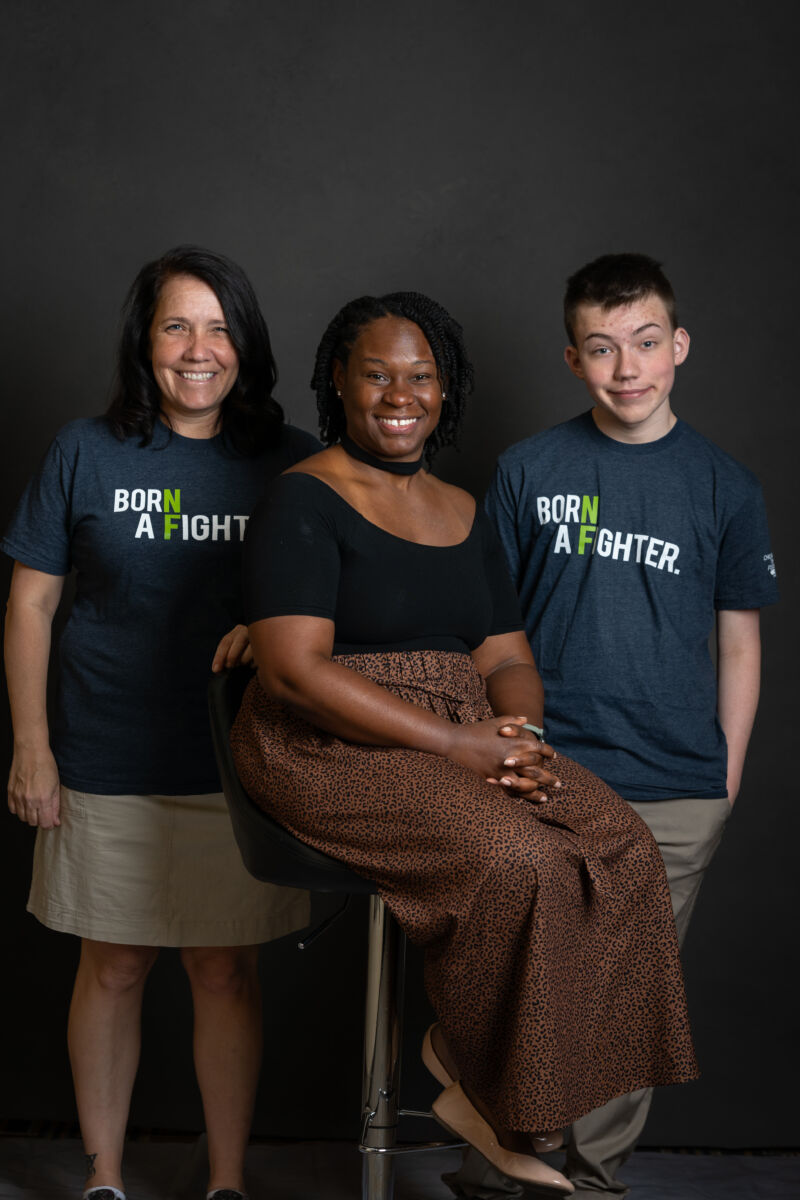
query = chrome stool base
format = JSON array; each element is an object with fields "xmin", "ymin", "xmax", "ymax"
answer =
[{"xmin": 359, "ymin": 895, "xmax": 465, "ymax": 1200}]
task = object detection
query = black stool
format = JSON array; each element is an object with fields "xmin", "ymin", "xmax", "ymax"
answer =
[{"xmin": 208, "ymin": 667, "xmax": 459, "ymax": 1200}]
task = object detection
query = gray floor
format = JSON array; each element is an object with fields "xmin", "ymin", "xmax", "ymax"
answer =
[{"xmin": 0, "ymin": 1138, "xmax": 798, "ymax": 1200}]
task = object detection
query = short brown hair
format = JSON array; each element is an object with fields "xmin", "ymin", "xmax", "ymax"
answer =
[{"xmin": 564, "ymin": 253, "xmax": 678, "ymax": 345}]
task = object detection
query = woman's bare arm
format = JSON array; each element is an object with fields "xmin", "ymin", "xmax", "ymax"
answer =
[
  {"xmin": 473, "ymin": 632, "xmax": 545, "ymax": 726},
  {"xmin": 473, "ymin": 630, "xmax": 560, "ymax": 799},
  {"xmin": 5, "ymin": 563, "xmax": 65, "ymax": 828},
  {"xmin": 250, "ymin": 615, "xmax": 541, "ymax": 782}
]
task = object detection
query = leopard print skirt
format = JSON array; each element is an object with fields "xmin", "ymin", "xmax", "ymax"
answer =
[{"xmin": 232, "ymin": 650, "xmax": 698, "ymax": 1130}]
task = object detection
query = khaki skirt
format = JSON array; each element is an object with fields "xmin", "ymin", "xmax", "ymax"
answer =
[{"xmin": 27, "ymin": 786, "xmax": 310, "ymax": 947}]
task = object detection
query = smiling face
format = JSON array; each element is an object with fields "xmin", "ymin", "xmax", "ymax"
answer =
[
  {"xmin": 150, "ymin": 274, "xmax": 239, "ymax": 437},
  {"xmin": 332, "ymin": 315, "xmax": 444, "ymax": 461},
  {"xmin": 564, "ymin": 295, "xmax": 690, "ymax": 443}
]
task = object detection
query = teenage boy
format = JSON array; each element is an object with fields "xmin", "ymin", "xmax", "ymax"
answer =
[{"xmin": 446, "ymin": 254, "xmax": 778, "ymax": 1200}]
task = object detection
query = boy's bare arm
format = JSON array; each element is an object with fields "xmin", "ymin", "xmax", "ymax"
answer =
[{"xmin": 716, "ymin": 609, "xmax": 761, "ymax": 805}]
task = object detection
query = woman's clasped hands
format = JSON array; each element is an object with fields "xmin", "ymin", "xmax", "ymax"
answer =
[{"xmin": 446, "ymin": 716, "xmax": 561, "ymax": 801}]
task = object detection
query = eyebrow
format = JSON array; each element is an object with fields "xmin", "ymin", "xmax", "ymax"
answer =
[
  {"xmin": 157, "ymin": 314, "xmax": 226, "ymax": 323},
  {"xmin": 583, "ymin": 322, "xmax": 663, "ymax": 344},
  {"xmin": 360, "ymin": 356, "xmax": 436, "ymax": 366}
]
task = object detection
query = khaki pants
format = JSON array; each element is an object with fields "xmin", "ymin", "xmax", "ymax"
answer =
[{"xmin": 443, "ymin": 796, "xmax": 732, "ymax": 1200}]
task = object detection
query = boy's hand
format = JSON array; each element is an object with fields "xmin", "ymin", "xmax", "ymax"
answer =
[{"xmin": 726, "ymin": 770, "xmax": 741, "ymax": 806}]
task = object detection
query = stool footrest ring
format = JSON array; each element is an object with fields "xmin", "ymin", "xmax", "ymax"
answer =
[{"xmin": 359, "ymin": 1140, "xmax": 467, "ymax": 1156}]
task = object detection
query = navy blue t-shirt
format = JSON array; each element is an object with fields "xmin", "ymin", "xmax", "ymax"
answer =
[
  {"xmin": 1, "ymin": 417, "xmax": 321, "ymax": 794},
  {"xmin": 486, "ymin": 412, "xmax": 779, "ymax": 801}
]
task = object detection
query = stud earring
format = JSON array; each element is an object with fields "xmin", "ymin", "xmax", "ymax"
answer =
[{"xmin": 336, "ymin": 390, "xmax": 342, "ymax": 398}]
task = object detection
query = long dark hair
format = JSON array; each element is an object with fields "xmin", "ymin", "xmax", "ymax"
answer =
[
  {"xmin": 311, "ymin": 292, "xmax": 474, "ymax": 460},
  {"xmin": 106, "ymin": 245, "xmax": 283, "ymax": 454}
]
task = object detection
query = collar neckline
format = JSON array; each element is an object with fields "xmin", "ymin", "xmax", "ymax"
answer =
[
  {"xmin": 583, "ymin": 410, "xmax": 686, "ymax": 454},
  {"xmin": 339, "ymin": 431, "xmax": 424, "ymax": 475}
]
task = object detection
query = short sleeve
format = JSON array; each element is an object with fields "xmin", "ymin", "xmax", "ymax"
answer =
[
  {"xmin": 484, "ymin": 457, "xmax": 526, "ymax": 590},
  {"xmin": 1, "ymin": 435, "xmax": 74, "ymax": 575},
  {"xmin": 480, "ymin": 514, "xmax": 525, "ymax": 636},
  {"xmin": 243, "ymin": 473, "xmax": 343, "ymax": 623},
  {"xmin": 714, "ymin": 480, "xmax": 779, "ymax": 610}
]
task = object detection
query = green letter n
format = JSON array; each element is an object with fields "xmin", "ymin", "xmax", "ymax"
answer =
[
  {"xmin": 164, "ymin": 489, "xmax": 181, "ymax": 513},
  {"xmin": 581, "ymin": 494, "xmax": 598, "ymax": 524}
]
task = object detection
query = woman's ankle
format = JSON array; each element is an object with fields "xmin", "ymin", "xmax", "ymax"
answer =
[
  {"xmin": 430, "ymin": 1023, "xmax": 460, "ymax": 1083},
  {"xmin": 458, "ymin": 1082, "xmax": 523, "ymax": 1154},
  {"xmin": 82, "ymin": 1149, "xmax": 124, "ymax": 1193}
]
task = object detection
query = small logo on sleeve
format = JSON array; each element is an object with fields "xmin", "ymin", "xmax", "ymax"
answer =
[{"xmin": 763, "ymin": 552, "xmax": 777, "ymax": 578}]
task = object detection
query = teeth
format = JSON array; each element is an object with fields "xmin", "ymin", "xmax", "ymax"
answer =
[
  {"xmin": 179, "ymin": 372, "xmax": 215, "ymax": 381},
  {"xmin": 379, "ymin": 418, "xmax": 417, "ymax": 427}
]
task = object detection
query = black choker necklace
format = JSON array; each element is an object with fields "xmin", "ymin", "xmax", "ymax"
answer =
[{"xmin": 339, "ymin": 431, "xmax": 425, "ymax": 475}]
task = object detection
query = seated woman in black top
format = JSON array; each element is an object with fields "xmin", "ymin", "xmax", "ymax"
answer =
[{"xmin": 232, "ymin": 293, "xmax": 698, "ymax": 1193}]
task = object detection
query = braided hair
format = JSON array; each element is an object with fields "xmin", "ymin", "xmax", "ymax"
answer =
[{"xmin": 311, "ymin": 292, "xmax": 474, "ymax": 459}]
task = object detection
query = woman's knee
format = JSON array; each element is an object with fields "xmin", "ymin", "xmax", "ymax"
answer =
[
  {"xmin": 79, "ymin": 939, "xmax": 158, "ymax": 993},
  {"xmin": 180, "ymin": 945, "xmax": 260, "ymax": 997}
]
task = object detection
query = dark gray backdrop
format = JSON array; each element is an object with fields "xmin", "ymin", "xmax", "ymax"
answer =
[{"xmin": 1, "ymin": 0, "xmax": 796, "ymax": 1148}]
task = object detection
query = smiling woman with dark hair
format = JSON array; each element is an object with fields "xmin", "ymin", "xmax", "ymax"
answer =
[
  {"xmin": 2, "ymin": 245, "xmax": 319, "ymax": 1200},
  {"xmin": 107, "ymin": 243, "xmax": 284, "ymax": 454},
  {"xmin": 232, "ymin": 292, "xmax": 699, "ymax": 1194}
]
